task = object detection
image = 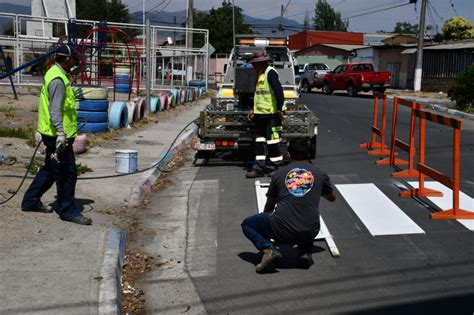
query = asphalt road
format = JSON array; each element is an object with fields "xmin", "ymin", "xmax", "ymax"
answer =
[{"xmin": 153, "ymin": 92, "xmax": 474, "ymax": 314}]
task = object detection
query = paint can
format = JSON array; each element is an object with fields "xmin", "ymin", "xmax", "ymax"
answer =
[{"xmin": 115, "ymin": 149, "xmax": 137, "ymax": 173}]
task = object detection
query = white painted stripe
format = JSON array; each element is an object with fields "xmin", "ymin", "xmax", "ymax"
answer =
[
  {"xmin": 256, "ymin": 137, "xmax": 266, "ymax": 142},
  {"xmin": 269, "ymin": 156, "xmax": 283, "ymax": 162},
  {"xmin": 407, "ymin": 181, "xmax": 474, "ymax": 231},
  {"xmin": 256, "ymin": 155, "xmax": 266, "ymax": 160},
  {"xmin": 336, "ymin": 183, "xmax": 425, "ymax": 236},
  {"xmin": 267, "ymin": 139, "xmax": 281, "ymax": 145}
]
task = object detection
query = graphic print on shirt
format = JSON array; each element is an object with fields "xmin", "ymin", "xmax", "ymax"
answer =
[{"xmin": 285, "ymin": 168, "xmax": 314, "ymax": 197}]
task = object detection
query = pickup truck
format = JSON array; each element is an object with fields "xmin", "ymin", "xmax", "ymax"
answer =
[
  {"xmin": 298, "ymin": 63, "xmax": 331, "ymax": 93},
  {"xmin": 321, "ymin": 63, "xmax": 391, "ymax": 96},
  {"xmin": 194, "ymin": 35, "xmax": 319, "ymax": 164}
]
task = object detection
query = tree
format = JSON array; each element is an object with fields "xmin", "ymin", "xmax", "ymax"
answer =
[
  {"xmin": 442, "ymin": 16, "xmax": 474, "ymax": 40},
  {"xmin": 448, "ymin": 64, "xmax": 474, "ymax": 112},
  {"xmin": 313, "ymin": 0, "xmax": 348, "ymax": 31},
  {"xmin": 192, "ymin": 1, "xmax": 253, "ymax": 54},
  {"xmin": 393, "ymin": 21, "xmax": 418, "ymax": 34},
  {"xmin": 77, "ymin": 0, "xmax": 131, "ymax": 24}
]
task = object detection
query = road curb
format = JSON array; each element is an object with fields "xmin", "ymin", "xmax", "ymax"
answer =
[
  {"xmin": 98, "ymin": 228, "xmax": 127, "ymax": 315},
  {"xmin": 128, "ymin": 123, "xmax": 198, "ymax": 207}
]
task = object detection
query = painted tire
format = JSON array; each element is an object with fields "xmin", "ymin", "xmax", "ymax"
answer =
[
  {"xmin": 188, "ymin": 80, "xmax": 206, "ymax": 87},
  {"xmin": 168, "ymin": 94, "xmax": 174, "ymax": 108},
  {"xmin": 192, "ymin": 88, "xmax": 197, "ymax": 101},
  {"xmin": 170, "ymin": 89, "xmax": 179, "ymax": 106},
  {"xmin": 78, "ymin": 99, "xmax": 109, "ymax": 112},
  {"xmin": 74, "ymin": 86, "xmax": 108, "ymax": 100},
  {"xmin": 150, "ymin": 97, "xmax": 160, "ymax": 112},
  {"xmin": 160, "ymin": 93, "xmax": 168, "ymax": 111},
  {"xmin": 180, "ymin": 89, "xmax": 186, "ymax": 104},
  {"xmin": 126, "ymin": 101, "xmax": 137, "ymax": 124},
  {"xmin": 73, "ymin": 133, "xmax": 87, "ymax": 154},
  {"xmin": 115, "ymin": 66, "xmax": 131, "ymax": 75},
  {"xmin": 80, "ymin": 122, "xmax": 108, "ymax": 133},
  {"xmin": 77, "ymin": 110, "xmax": 108, "ymax": 123},
  {"xmin": 115, "ymin": 82, "xmax": 130, "ymax": 90},
  {"xmin": 109, "ymin": 101, "xmax": 129, "ymax": 129},
  {"xmin": 133, "ymin": 97, "xmax": 147, "ymax": 120}
]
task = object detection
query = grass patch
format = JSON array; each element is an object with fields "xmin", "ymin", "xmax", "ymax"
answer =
[
  {"xmin": 77, "ymin": 163, "xmax": 93, "ymax": 175},
  {"xmin": 0, "ymin": 126, "xmax": 36, "ymax": 148},
  {"xmin": 0, "ymin": 106, "xmax": 16, "ymax": 119},
  {"xmin": 26, "ymin": 159, "xmax": 93, "ymax": 176}
]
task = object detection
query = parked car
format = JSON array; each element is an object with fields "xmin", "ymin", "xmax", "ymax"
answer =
[
  {"xmin": 322, "ymin": 63, "xmax": 391, "ymax": 96},
  {"xmin": 298, "ymin": 63, "xmax": 331, "ymax": 93}
]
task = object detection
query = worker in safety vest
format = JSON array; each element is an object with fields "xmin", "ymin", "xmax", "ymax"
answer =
[
  {"xmin": 246, "ymin": 51, "xmax": 285, "ymax": 178},
  {"xmin": 21, "ymin": 44, "xmax": 92, "ymax": 225}
]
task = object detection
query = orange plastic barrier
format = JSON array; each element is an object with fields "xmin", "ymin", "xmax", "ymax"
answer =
[
  {"xmin": 400, "ymin": 109, "xmax": 472, "ymax": 220},
  {"xmin": 376, "ymin": 97, "xmax": 420, "ymax": 178},
  {"xmin": 360, "ymin": 92, "xmax": 390, "ymax": 155}
]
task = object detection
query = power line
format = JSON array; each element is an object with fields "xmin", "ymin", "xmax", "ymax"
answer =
[
  {"xmin": 449, "ymin": 0, "xmax": 459, "ymax": 16},
  {"xmin": 341, "ymin": 0, "xmax": 404, "ymax": 16},
  {"xmin": 342, "ymin": 2, "xmax": 411, "ymax": 20}
]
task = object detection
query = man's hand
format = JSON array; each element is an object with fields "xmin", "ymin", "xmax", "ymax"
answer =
[
  {"xmin": 277, "ymin": 110, "xmax": 285, "ymax": 122},
  {"xmin": 247, "ymin": 110, "xmax": 254, "ymax": 121},
  {"xmin": 56, "ymin": 131, "xmax": 66, "ymax": 149}
]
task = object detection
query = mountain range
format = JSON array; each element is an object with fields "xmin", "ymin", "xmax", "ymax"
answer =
[
  {"xmin": 0, "ymin": 3, "xmax": 303, "ymax": 36},
  {"xmin": 130, "ymin": 10, "xmax": 304, "ymax": 36}
]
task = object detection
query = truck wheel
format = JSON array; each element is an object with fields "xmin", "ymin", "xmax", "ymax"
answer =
[
  {"xmin": 347, "ymin": 83, "xmax": 358, "ymax": 97},
  {"xmin": 322, "ymin": 82, "xmax": 333, "ymax": 95},
  {"xmin": 302, "ymin": 80, "xmax": 311, "ymax": 93}
]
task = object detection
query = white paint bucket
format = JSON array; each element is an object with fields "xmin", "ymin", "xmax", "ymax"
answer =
[{"xmin": 115, "ymin": 149, "xmax": 138, "ymax": 173}]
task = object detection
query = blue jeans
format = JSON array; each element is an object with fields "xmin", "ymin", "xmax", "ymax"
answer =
[
  {"xmin": 241, "ymin": 212, "xmax": 276, "ymax": 250},
  {"xmin": 22, "ymin": 135, "xmax": 80, "ymax": 220}
]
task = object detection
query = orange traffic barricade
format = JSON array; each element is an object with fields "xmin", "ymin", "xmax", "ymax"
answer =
[
  {"xmin": 360, "ymin": 92, "xmax": 390, "ymax": 155},
  {"xmin": 400, "ymin": 108, "xmax": 473, "ymax": 220},
  {"xmin": 377, "ymin": 97, "xmax": 420, "ymax": 178}
]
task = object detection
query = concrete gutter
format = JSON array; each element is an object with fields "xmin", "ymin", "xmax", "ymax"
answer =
[
  {"xmin": 128, "ymin": 123, "xmax": 198, "ymax": 207},
  {"xmin": 98, "ymin": 228, "xmax": 127, "ymax": 315}
]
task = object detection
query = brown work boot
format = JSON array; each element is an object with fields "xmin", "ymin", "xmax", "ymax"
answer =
[
  {"xmin": 297, "ymin": 249, "xmax": 314, "ymax": 269},
  {"xmin": 246, "ymin": 169, "xmax": 264, "ymax": 178},
  {"xmin": 255, "ymin": 248, "xmax": 282, "ymax": 274}
]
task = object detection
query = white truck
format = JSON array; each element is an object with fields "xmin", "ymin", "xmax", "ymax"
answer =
[
  {"xmin": 194, "ymin": 35, "xmax": 318, "ymax": 163},
  {"xmin": 298, "ymin": 63, "xmax": 331, "ymax": 93}
]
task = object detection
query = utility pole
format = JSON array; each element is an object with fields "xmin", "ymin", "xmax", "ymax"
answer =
[
  {"xmin": 232, "ymin": 0, "xmax": 235, "ymax": 46},
  {"xmin": 279, "ymin": 1, "xmax": 291, "ymax": 36},
  {"xmin": 186, "ymin": 0, "xmax": 194, "ymax": 82},
  {"xmin": 414, "ymin": 0, "xmax": 427, "ymax": 92}
]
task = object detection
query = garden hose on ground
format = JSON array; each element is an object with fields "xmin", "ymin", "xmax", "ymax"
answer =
[{"xmin": 0, "ymin": 119, "xmax": 196, "ymax": 204}]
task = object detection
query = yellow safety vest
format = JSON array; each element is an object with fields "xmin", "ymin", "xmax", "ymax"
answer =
[
  {"xmin": 37, "ymin": 64, "xmax": 77, "ymax": 138},
  {"xmin": 254, "ymin": 66, "xmax": 278, "ymax": 114}
]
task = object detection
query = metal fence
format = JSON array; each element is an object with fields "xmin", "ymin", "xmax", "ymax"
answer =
[
  {"xmin": 0, "ymin": 12, "xmax": 209, "ymax": 90},
  {"xmin": 423, "ymin": 49, "xmax": 474, "ymax": 78}
]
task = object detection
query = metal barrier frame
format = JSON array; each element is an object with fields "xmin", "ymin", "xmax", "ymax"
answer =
[
  {"xmin": 360, "ymin": 92, "xmax": 390, "ymax": 155},
  {"xmin": 376, "ymin": 96, "xmax": 420, "ymax": 178},
  {"xmin": 400, "ymin": 109, "xmax": 473, "ymax": 220}
]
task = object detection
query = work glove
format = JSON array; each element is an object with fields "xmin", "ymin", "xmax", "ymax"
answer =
[
  {"xmin": 277, "ymin": 110, "xmax": 285, "ymax": 122},
  {"xmin": 56, "ymin": 132, "xmax": 66, "ymax": 150}
]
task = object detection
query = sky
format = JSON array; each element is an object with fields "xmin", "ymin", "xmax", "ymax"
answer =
[{"xmin": 4, "ymin": 0, "xmax": 474, "ymax": 33}]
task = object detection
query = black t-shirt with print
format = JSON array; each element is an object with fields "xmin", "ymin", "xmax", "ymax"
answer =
[{"xmin": 266, "ymin": 161, "xmax": 334, "ymax": 244}]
